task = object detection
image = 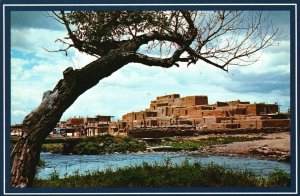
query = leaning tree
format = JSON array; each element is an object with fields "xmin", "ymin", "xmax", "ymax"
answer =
[{"xmin": 10, "ymin": 10, "xmax": 279, "ymax": 187}]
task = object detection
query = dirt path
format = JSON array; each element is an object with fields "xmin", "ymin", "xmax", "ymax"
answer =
[{"xmin": 190, "ymin": 132, "xmax": 290, "ymax": 162}]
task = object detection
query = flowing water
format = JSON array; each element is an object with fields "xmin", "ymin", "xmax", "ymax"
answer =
[{"xmin": 37, "ymin": 152, "xmax": 290, "ymax": 179}]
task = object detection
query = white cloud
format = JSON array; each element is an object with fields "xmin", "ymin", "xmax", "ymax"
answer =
[
  {"xmin": 231, "ymin": 40, "xmax": 290, "ymax": 75},
  {"xmin": 12, "ymin": 110, "xmax": 28, "ymax": 116},
  {"xmin": 60, "ymin": 54, "xmax": 290, "ymax": 121},
  {"xmin": 11, "ymin": 28, "xmax": 67, "ymax": 53},
  {"xmin": 11, "ymin": 45, "xmax": 290, "ymax": 124},
  {"xmin": 71, "ymin": 50, "xmax": 97, "ymax": 69},
  {"xmin": 9, "ymin": 12, "xmax": 291, "ymax": 124},
  {"xmin": 11, "ymin": 110, "xmax": 29, "ymax": 124}
]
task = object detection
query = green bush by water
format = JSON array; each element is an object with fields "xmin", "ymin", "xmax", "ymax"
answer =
[
  {"xmin": 41, "ymin": 135, "xmax": 146, "ymax": 155},
  {"xmin": 37, "ymin": 159, "xmax": 46, "ymax": 168},
  {"xmin": 41, "ymin": 135, "xmax": 264, "ymax": 154},
  {"xmin": 33, "ymin": 160, "xmax": 290, "ymax": 188},
  {"xmin": 73, "ymin": 135, "xmax": 146, "ymax": 155},
  {"xmin": 41, "ymin": 143, "xmax": 64, "ymax": 153}
]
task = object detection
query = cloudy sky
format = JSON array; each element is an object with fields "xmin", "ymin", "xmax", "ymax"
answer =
[{"xmin": 10, "ymin": 10, "xmax": 291, "ymax": 124}]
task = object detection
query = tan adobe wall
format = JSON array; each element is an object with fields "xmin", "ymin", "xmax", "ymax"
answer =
[
  {"xmin": 255, "ymin": 104, "xmax": 271, "ymax": 114},
  {"xmin": 202, "ymin": 117, "xmax": 217, "ymax": 125},
  {"xmin": 157, "ymin": 102, "xmax": 169, "ymax": 107},
  {"xmin": 67, "ymin": 118, "xmax": 84, "ymax": 125},
  {"xmin": 123, "ymin": 111, "xmax": 156, "ymax": 122},
  {"xmin": 130, "ymin": 111, "xmax": 157, "ymax": 120},
  {"xmin": 179, "ymin": 108, "xmax": 189, "ymax": 116},
  {"xmin": 150, "ymin": 100, "xmax": 158, "ymax": 111},
  {"xmin": 145, "ymin": 119, "xmax": 158, "ymax": 126},
  {"xmin": 157, "ymin": 106, "xmax": 169, "ymax": 118},
  {"xmin": 157, "ymin": 118, "xmax": 173, "ymax": 127},
  {"xmin": 240, "ymin": 120, "xmax": 263, "ymax": 129},
  {"xmin": 209, "ymin": 122, "xmax": 240, "ymax": 130},
  {"xmin": 235, "ymin": 107, "xmax": 247, "ymax": 115},
  {"xmin": 177, "ymin": 119, "xmax": 193, "ymax": 125},
  {"xmin": 233, "ymin": 116, "xmax": 247, "ymax": 124},
  {"xmin": 187, "ymin": 106, "xmax": 219, "ymax": 118},
  {"xmin": 227, "ymin": 100, "xmax": 250, "ymax": 106},
  {"xmin": 262, "ymin": 119, "xmax": 290, "ymax": 128},
  {"xmin": 156, "ymin": 94, "xmax": 180, "ymax": 100},
  {"xmin": 122, "ymin": 112, "xmax": 134, "ymax": 121},
  {"xmin": 246, "ymin": 104, "xmax": 258, "ymax": 115},
  {"xmin": 246, "ymin": 104, "xmax": 279, "ymax": 115},
  {"xmin": 202, "ymin": 117, "xmax": 230, "ymax": 127},
  {"xmin": 180, "ymin": 96, "xmax": 208, "ymax": 107},
  {"xmin": 150, "ymin": 103, "xmax": 157, "ymax": 111},
  {"xmin": 225, "ymin": 123, "xmax": 240, "ymax": 129},
  {"xmin": 167, "ymin": 98, "xmax": 182, "ymax": 107},
  {"xmin": 108, "ymin": 122, "xmax": 118, "ymax": 135},
  {"xmin": 210, "ymin": 123, "xmax": 226, "ymax": 130},
  {"xmin": 189, "ymin": 117, "xmax": 204, "ymax": 125},
  {"xmin": 265, "ymin": 104, "xmax": 279, "ymax": 113},
  {"xmin": 132, "ymin": 120, "xmax": 146, "ymax": 127},
  {"xmin": 216, "ymin": 101, "xmax": 229, "ymax": 107},
  {"xmin": 145, "ymin": 111, "xmax": 157, "ymax": 117},
  {"xmin": 134, "ymin": 112, "xmax": 146, "ymax": 121},
  {"xmin": 245, "ymin": 116, "xmax": 268, "ymax": 120},
  {"xmin": 167, "ymin": 107, "xmax": 183, "ymax": 117},
  {"xmin": 199, "ymin": 105, "xmax": 214, "ymax": 110},
  {"xmin": 227, "ymin": 100, "xmax": 240, "ymax": 106},
  {"xmin": 96, "ymin": 115, "xmax": 112, "ymax": 122},
  {"xmin": 187, "ymin": 106, "xmax": 204, "ymax": 118},
  {"xmin": 202, "ymin": 109, "xmax": 226, "ymax": 117},
  {"xmin": 83, "ymin": 117, "xmax": 97, "ymax": 124}
]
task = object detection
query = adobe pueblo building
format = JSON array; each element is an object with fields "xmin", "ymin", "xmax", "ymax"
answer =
[
  {"xmin": 108, "ymin": 94, "xmax": 290, "ymax": 136},
  {"xmin": 53, "ymin": 115, "xmax": 113, "ymax": 137},
  {"xmin": 10, "ymin": 94, "xmax": 290, "ymax": 138}
]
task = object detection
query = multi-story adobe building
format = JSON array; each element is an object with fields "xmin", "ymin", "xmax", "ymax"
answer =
[
  {"xmin": 108, "ymin": 94, "xmax": 289, "ymax": 136},
  {"xmin": 53, "ymin": 115, "xmax": 113, "ymax": 137},
  {"xmin": 11, "ymin": 94, "xmax": 290, "ymax": 138},
  {"xmin": 85, "ymin": 115, "xmax": 113, "ymax": 136}
]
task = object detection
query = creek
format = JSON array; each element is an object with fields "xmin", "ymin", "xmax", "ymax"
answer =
[{"xmin": 37, "ymin": 152, "xmax": 290, "ymax": 179}]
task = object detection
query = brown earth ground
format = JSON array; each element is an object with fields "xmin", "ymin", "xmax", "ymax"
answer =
[{"xmin": 185, "ymin": 132, "xmax": 291, "ymax": 162}]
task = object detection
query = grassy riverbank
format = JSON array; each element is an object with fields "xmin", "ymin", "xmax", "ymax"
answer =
[
  {"xmin": 41, "ymin": 135, "xmax": 265, "ymax": 154},
  {"xmin": 42, "ymin": 135, "xmax": 146, "ymax": 154},
  {"xmin": 156, "ymin": 136, "xmax": 265, "ymax": 151},
  {"xmin": 33, "ymin": 160, "xmax": 290, "ymax": 188}
]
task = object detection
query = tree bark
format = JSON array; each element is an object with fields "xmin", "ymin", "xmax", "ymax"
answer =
[{"xmin": 10, "ymin": 49, "xmax": 130, "ymax": 187}]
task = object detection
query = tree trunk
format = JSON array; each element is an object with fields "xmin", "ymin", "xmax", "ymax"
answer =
[{"xmin": 10, "ymin": 50, "xmax": 129, "ymax": 187}]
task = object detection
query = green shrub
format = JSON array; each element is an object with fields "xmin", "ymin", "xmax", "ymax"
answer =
[
  {"xmin": 264, "ymin": 169, "xmax": 290, "ymax": 187},
  {"xmin": 74, "ymin": 142, "xmax": 101, "ymax": 155},
  {"xmin": 72, "ymin": 135, "xmax": 146, "ymax": 155},
  {"xmin": 37, "ymin": 159, "xmax": 46, "ymax": 168},
  {"xmin": 33, "ymin": 160, "xmax": 289, "ymax": 188},
  {"xmin": 41, "ymin": 143, "xmax": 64, "ymax": 153}
]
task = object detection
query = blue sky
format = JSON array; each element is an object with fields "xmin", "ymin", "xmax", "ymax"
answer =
[{"xmin": 10, "ymin": 11, "xmax": 291, "ymax": 124}]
